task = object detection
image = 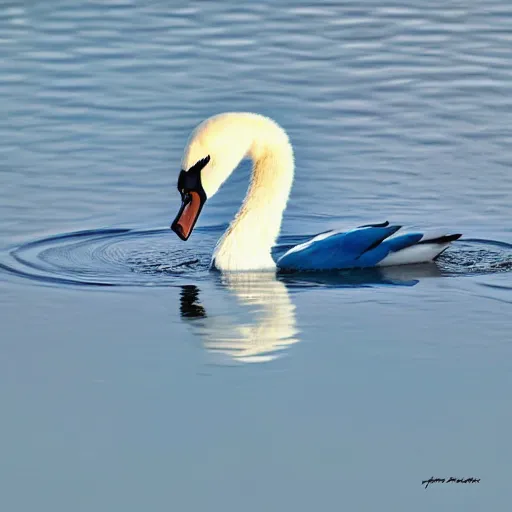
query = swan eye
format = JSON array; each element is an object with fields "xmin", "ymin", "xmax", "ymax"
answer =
[
  {"xmin": 178, "ymin": 188, "xmax": 191, "ymax": 202},
  {"xmin": 177, "ymin": 155, "xmax": 210, "ymax": 193}
]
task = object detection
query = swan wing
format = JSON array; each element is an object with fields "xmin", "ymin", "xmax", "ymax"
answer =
[
  {"xmin": 377, "ymin": 232, "xmax": 461, "ymax": 267},
  {"xmin": 277, "ymin": 222, "xmax": 461, "ymax": 271}
]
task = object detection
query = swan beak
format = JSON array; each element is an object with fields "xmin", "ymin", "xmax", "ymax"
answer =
[{"xmin": 171, "ymin": 191, "xmax": 204, "ymax": 241}]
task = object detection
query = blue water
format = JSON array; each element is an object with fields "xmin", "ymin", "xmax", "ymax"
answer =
[{"xmin": 1, "ymin": 2, "xmax": 512, "ymax": 510}]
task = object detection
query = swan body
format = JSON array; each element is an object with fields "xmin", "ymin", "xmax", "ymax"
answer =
[
  {"xmin": 171, "ymin": 112, "xmax": 461, "ymax": 272},
  {"xmin": 277, "ymin": 224, "xmax": 461, "ymax": 271}
]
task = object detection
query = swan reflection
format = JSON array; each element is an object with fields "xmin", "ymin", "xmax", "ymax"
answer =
[
  {"xmin": 179, "ymin": 263, "xmax": 442, "ymax": 365},
  {"xmin": 180, "ymin": 273, "xmax": 299, "ymax": 364},
  {"xmin": 280, "ymin": 261, "xmax": 443, "ymax": 288}
]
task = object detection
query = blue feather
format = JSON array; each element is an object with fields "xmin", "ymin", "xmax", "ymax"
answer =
[
  {"xmin": 277, "ymin": 225, "xmax": 402, "ymax": 270},
  {"xmin": 276, "ymin": 224, "xmax": 461, "ymax": 271},
  {"xmin": 381, "ymin": 233, "xmax": 423, "ymax": 252}
]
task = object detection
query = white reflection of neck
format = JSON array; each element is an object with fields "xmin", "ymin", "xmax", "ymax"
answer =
[{"xmin": 193, "ymin": 273, "xmax": 299, "ymax": 364}]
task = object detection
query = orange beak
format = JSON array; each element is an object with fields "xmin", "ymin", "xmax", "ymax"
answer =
[{"xmin": 171, "ymin": 191, "xmax": 204, "ymax": 241}]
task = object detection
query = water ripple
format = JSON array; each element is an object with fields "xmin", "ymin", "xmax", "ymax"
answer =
[{"xmin": 1, "ymin": 229, "xmax": 511, "ymax": 288}]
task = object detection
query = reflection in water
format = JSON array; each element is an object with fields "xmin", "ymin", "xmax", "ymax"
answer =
[
  {"xmin": 179, "ymin": 264, "xmax": 443, "ymax": 364},
  {"xmin": 280, "ymin": 262, "xmax": 443, "ymax": 289},
  {"xmin": 180, "ymin": 285, "xmax": 207, "ymax": 319},
  {"xmin": 180, "ymin": 273, "xmax": 299, "ymax": 364}
]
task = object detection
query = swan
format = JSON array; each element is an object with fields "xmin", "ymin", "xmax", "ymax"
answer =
[{"xmin": 171, "ymin": 112, "xmax": 461, "ymax": 272}]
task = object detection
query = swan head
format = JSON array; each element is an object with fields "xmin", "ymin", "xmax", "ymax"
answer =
[
  {"xmin": 171, "ymin": 155, "xmax": 210, "ymax": 241},
  {"xmin": 171, "ymin": 113, "xmax": 255, "ymax": 240}
]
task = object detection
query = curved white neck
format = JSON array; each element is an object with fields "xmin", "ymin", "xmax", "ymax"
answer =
[{"xmin": 211, "ymin": 116, "xmax": 294, "ymax": 271}]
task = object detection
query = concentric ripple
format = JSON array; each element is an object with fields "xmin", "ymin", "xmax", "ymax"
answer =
[
  {"xmin": 0, "ymin": 227, "xmax": 216, "ymax": 287},
  {"xmin": 0, "ymin": 229, "xmax": 511, "ymax": 288},
  {"xmin": 437, "ymin": 238, "xmax": 512, "ymax": 275}
]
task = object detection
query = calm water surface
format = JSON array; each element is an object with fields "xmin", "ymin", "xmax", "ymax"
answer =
[{"xmin": 1, "ymin": 1, "xmax": 512, "ymax": 510}]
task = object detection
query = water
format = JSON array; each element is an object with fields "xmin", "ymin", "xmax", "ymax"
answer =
[{"xmin": 1, "ymin": 1, "xmax": 512, "ymax": 510}]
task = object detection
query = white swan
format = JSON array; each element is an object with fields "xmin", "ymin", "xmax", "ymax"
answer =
[{"xmin": 171, "ymin": 112, "xmax": 461, "ymax": 272}]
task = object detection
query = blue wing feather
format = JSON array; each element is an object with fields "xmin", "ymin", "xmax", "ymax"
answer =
[
  {"xmin": 277, "ymin": 225, "xmax": 408, "ymax": 270},
  {"xmin": 380, "ymin": 233, "xmax": 423, "ymax": 252},
  {"xmin": 276, "ymin": 222, "xmax": 460, "ymax": 271}
]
